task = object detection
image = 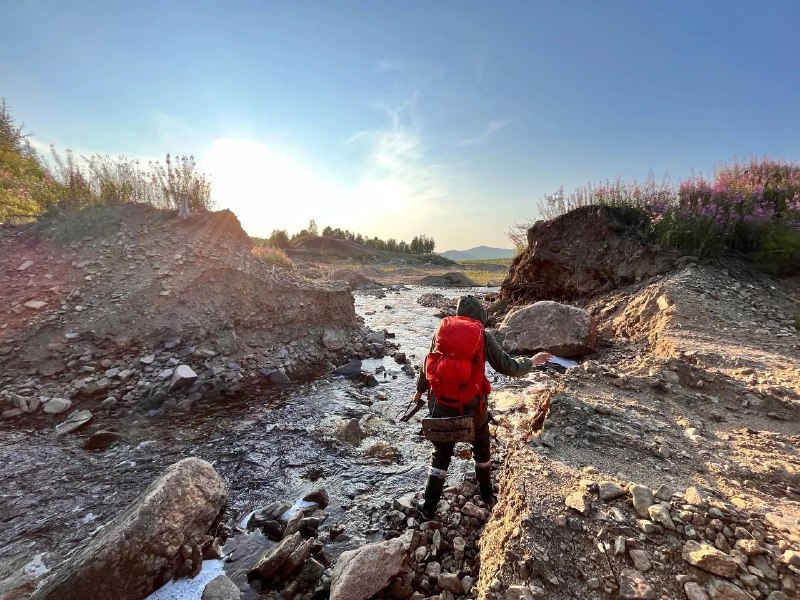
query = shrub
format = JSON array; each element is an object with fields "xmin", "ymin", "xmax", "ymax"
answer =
[
  {"xmin": 1, "ymin": 99, "xmax": 215, "ymax": 222},
  {"xmin": 526, "ymin": 158, "xmax": 800, "ymax": 271},
  {"xmin": 267, "ymin": 229, "xmax": 291, "ymax": 249},
  {"xmin": 752, "ymin": 222, "xmax": 800, "ymax": 275},
  {"xmin": 252, "ymin": 244, "xmax": 293, "ymax": 269}
]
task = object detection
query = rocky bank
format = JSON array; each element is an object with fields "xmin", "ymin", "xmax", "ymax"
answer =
[{"xmin": 0, "ymin": 205, "xmax": 381, "ymax": 426}]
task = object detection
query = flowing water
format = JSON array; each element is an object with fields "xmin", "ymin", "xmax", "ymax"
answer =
[{"xmin": 1, "ymin": 286, "xmax": 505, "ymax": 597}]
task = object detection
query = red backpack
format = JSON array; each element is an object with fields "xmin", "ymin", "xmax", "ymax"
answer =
[{"xmin": 425, "ymin": 316, "xmax": 492, "ymax": 407}]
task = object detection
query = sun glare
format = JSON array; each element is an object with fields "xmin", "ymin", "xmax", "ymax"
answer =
[
  {"xmin": 202, "ymin": 138, "xmax": 431, "ymax": 240},
  {"xmin": 202, "ymin": 138, "xmax": 348, "ymax": 236}
]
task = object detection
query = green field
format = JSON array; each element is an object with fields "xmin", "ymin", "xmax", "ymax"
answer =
[{"xmin": 457, "ymin": 257, "xmax": 514, "ymax": 285}]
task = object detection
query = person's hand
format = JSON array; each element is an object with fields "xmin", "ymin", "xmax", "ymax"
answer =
[
  {"xmin": 531, "ymin": 352, "xmax": 554, "ymax": 366},
  {"xmin": 413, "ymin": 390, "xmax": 424, "ymax": 403}
]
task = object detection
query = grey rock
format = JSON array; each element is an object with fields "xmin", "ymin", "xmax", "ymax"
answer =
[
  {"xmin": 619, "ymin": 569, "xmax": 656, "ymax": 599},
  {"xmin": 599, "ymin": 481, "xmax": 627, "ymax": 501},
  {"xmin": 2, "ymin": 408, "xmax": 22, "ymax": 419},
  {"xmin": 56, "ymin": 410, "xmax": 93, "ymax": 435},
  {"xmin": 437, "ymin": 573, "xmax": 463, "ymax": 594},
  {"xmin": 329, "ymin": 539, "xmax": 405, "ymax": 600},
  {"xmin": 629, "ymin": 549, "xmax": 652, "ymax": 572},
  {"xmin": 43, "ymin": 398, "xmax": 72, "ymax": 414},
  {"xmin": 685, "ymin": 582, "xmax": 710, "ymax": 600},
  {"xmin": 498, "ymin": 301, "xmax": 598, "ymax": 356},
  {"xmin": 629, "ymin": 484, "xmax": 654, "ymax": 518},
  {"xmin": 201, "ymin": 574, "xmax": 240, "ymax": 600},
  {"xmin": 705, "ymin": 578, "xmax": 754, "ymax": 600},
  {"xmin": 32, "ymin": 458, "xmax": 227, "ymax": 600},
  {"xmin": 169, "ymin": 365, "xmax": 197, "ymax": 390},
  {"xmin": 648, "ymin": 504, "xmax": 676, "ymax": 530},
  {"xmin": 322, "ymin": 328, "xmax": 347, "ymax": 351},
  {"xmin": 247, "ymin": 533, "xmax": 303, "ymax": 580},
  {"xmin": 335, "ymin": 418, "xmax": 363, "ymax": 445},
  {"xmin": 682, "ymin": 541, "xmax": 739, "ymax": 577},
  {"xmin": 333, "ymin": 360, "xmax": 362, "ymax": 377}
]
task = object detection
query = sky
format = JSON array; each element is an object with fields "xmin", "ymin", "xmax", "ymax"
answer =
[{"xmin": 3, "ymin": 1, "xmax": 799, "ymax": 251}]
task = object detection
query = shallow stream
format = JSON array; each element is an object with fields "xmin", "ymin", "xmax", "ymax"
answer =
[{"xmin": 1, "ymin": 286, "xmax": 513, "ymax": 598}]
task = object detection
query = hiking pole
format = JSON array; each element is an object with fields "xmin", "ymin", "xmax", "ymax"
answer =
[{"xmin": 399, "ymin": 394, "xmax": 426, "ymax": 422}]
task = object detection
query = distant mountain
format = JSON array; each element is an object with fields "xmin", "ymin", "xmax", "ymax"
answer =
[{"xmin": 439, "ymin": 246, "xmax": 516, "ymax": 261}]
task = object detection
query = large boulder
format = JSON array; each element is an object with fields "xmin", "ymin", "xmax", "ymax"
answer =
[
  {"xmin": 32, "ymin": 458, "xmax": 227, "ymax": 600},
  {"xmin": 329, "ymin": 539, "xmax": 406, "ymax": 600},
  {"xmin": 496, "ymin": 301, "xmax": 597, "ymax": 356},
  {"xmin": 501, "ymin": 205, "xmax": 678, "ymax": 303}
]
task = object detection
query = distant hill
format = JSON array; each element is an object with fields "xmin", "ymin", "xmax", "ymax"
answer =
[{"xmin": 439, "ymin": 246, "xmax": 516, "ymax": 261}]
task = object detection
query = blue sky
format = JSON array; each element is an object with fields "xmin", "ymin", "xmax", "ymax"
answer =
[{"xmin": 3, "ymin": 1, "xmax": 799, "ymax": 250}]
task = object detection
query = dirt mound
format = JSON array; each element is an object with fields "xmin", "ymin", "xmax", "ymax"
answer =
[
  {"xmin": 500, "ymin": 206, "xmax": 680, "ymax": 303},
  {"xmin": 417, "ymin": 271, "xmax": 478, "ymax": 287},
  {"xmin": 0, "ymin": 205, "xmax": 379, "ymax": 426},
  {"xmin": 291, "ymin": 236, "xmax": 378, "ymax": 260},
  {"xmin": 329, "ymin": 268, "xmax": 381, "ymax": 290}
]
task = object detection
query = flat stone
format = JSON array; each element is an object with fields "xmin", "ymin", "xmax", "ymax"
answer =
[
  {"xmin": 39, "ymin": 362, "xmax": 65, "ymax": 377},
  {"xmin": 56, "ymin": 410, "xmax": 93, "ymax": 435},
  {"xmin": 705, "ymin": 578, "xmax": 754, "ymax": 600},
  {"xmin": 619, "ymin": 569, "xmax": 656, "ymax": 599},
  {"xmin": 43, "ymin": 397, "xmax": 72, "ymax": 414},
  {"xmin": 18, "ymin": 260, "xmax": 34, "ymax": 271},
  {"xmin": 24, "ymin": 300, "xmax": 47, "ymax": 310},
  {"xmin": 682, "ymin": 541, "xmax": 739, "ymax": 577}
]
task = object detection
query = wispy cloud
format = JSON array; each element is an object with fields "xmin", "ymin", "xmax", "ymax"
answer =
[
  {"xmin": 456, "ymin": 118, "xmax": 512, "ymax": 146},
  {"xmin": 346, "ymin": 95, "xmax": 448, "ymax": 230}
]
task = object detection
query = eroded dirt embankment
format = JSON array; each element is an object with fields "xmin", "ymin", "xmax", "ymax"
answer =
[
  {"xmin": 479, "ymin": 209, "xmax": 800, "ymax": 599},
  {"xmin": 0, "ymin": 205, "xmax": 376, "ymax": 425}
]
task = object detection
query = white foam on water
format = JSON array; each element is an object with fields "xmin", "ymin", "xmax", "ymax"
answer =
[
  {"xmin": 145, "ymin": 559, "xmax": 224, "ymax": 600},
  {"xmin": 239, "ymin": 509, "xmax": 256, "ymax": 528},
  {"xmin": 279, "ymin": 498, "xmax": 317, "ymax": 521}
]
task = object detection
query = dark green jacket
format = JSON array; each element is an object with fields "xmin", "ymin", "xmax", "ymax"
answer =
[{"xmin": 416, "ymin": 295, "xmax": 532, "ymax": 397}]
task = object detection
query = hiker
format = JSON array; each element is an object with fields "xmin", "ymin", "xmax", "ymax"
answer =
[{"xmin": 413, "ymin": 295, "xmax": 552, "ymax": 519}]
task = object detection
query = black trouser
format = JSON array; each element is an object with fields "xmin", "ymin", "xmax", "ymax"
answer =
[{"xmin": 428, "ymin": 396, "xmax": 491, "ymax": 473}]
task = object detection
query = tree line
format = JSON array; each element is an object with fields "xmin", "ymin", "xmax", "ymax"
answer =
[{"xmin": 263, "ymin": 220, "xmax": 436, "ymax": 254}]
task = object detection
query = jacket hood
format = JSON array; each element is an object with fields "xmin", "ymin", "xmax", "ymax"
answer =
[{"xmin": 456, "ymin": 295, "xmax": 487, "ymax": 325}]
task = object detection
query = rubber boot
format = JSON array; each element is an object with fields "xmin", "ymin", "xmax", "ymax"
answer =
[
  {"xmin": 475, "ymin": 463, "xmax": 496, "ymax": 508},
  {"xmin": 419, "ymin": 474, "xmax": 446, "ymax": 520}
]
